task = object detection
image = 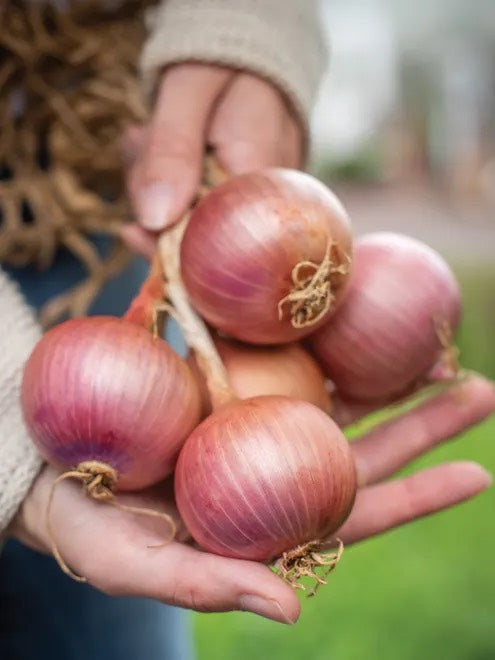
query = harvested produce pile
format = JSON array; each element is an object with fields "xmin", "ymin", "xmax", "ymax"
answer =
[
  {"xmin": 21, "ymin": 158, "xmax": 463, "ymax": 593},
  {"xmin": 0, "ymin": 0, "xmax": 152, "ymax": 326}
]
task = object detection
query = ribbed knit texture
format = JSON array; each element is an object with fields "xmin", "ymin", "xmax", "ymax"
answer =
[
  {"xmin": 0, "ymin": 269, "xmax": 43, "ymax": 535},
  {"xmin": 141, "ymin": 0, "xmax": 328, "ymax": 133}
]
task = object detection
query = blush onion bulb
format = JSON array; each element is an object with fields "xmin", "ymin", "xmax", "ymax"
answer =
[
  {"xmin": 310, "ymin": 233, "xmax": 461, "ymax": 402},
  {"xmin": 159, "ymin": 200, "xmax": 355, "ymax": 590},
  {"xmin": 175, "ymin": 396, "xmax": 357, "ymax": 582},
  {"xmin": 188, "ymin": 338, "xmax": 332, "ymax": 416},
  {"xmin": 22, "ymin": 316, "xmax": 201, "ymax": 491},
  {"xmin": 181, "ymin": 169, "xmax": 353, "ymax": 344}
]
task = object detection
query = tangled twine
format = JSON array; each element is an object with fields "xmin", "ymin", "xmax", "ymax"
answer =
[{"xmin": 0, "ymin": 0, "xmax": 153, "ymax": 326}]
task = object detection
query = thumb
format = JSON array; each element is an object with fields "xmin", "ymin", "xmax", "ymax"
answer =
[{"xmin": 109, "ymin": 542, "xmax": 301, "ymax": 625}]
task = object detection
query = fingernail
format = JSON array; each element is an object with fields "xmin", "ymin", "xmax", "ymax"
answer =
[
  {"xmin": 238, "ymin": 595, "xmax": 297, "ymax": 625},
  {"xmin": 479, "ymin": 466, "xmax": 493, "ymax": 488},
  {"xmin": 457, "ymin": 461, "xmax": 493, "ymax": 491},
  {"xmin": 138, "ymin": 183, "xmax": 173, "ymax": 231}
]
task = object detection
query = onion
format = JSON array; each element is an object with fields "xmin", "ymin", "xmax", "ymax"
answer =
[
  {"xmin": 310, "ymin": 232, "xmax": 461, "ymax": 401},
  {"xmin": 158, "ymin": 216, "xmax": 357, "ymax": 591},
  {"xmin": 180, "ymin": 169, "xmax": 353, "ymax": 344},
  {"xmin": 21, "ymin": 316, "xmax": 201, "ymax": 491},
  {"xmin": 175, "ymin": 396, "xmax": 356, "ymax": 576},
  {"xmin": 188, "ymin": 338, "xmax": 332, "ymax": 416}
]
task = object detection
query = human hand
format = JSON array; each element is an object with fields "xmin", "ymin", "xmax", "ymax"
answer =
[
  {"xmin": 332, "ymin": 375, "xmax": 493, "ymax": 545},
  {"xmin": 10, "ymin": 376, "xmax": 493, "ymax": 624},
  {"xmin": 122, "ymin": 62, "xmax": 303, "ymax": 257}
]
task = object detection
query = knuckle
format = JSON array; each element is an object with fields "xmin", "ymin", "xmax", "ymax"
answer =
[
  {"xmin": 165, "ymin": 558, "xmax": 218, "ymax": 613},
  {"xmin": 226, "ymin": 139, "xmax": 278, "ymax": 171},
  {"xmin": 147, "ymin": 127, "xmax": 197, "ymax": 162},
  {"xmin": 168, "ymin": 573, "xmax": 204, "ymax": 611},
  {"xmin": 138, "ymin": 133, "xmax": 198, "ymax": 187},
  {"xmin": 400, "ymin": 476, "xmax": 426, "ymax": 519}
]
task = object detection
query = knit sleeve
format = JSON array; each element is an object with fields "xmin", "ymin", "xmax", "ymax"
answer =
[
  {"xmin": 0, "ymin": 269, "xmax": 43, "ymax": 535},
  {"xmin": 140, "ymin": 0, "xmax": 328, "ymax": 133}
]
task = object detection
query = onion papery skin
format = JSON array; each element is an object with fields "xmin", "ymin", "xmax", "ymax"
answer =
[
  {"xmin": 188, "ymin": 338, "xmax": 332, "ymax": 417},
  {"xmin": 175, "ymin": 396, "xmax": 357, "ymax": 562},
  {"xmin": 310, "ymin": 232, "xmax": 461, "ymax": 402},
  {"xmin": 21, "ymin": 317, "xmax": 201, "ymax": 490},
  {"xmin": 181, "ymin": 169, "xmax": 353, "ymax": 344}
]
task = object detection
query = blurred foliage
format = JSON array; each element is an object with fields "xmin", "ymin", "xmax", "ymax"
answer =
[
  {"xmin": 457, "ymin": 267, "xmax": 495, "ymax": 380},
  {"xmin": 311, "ymin": 144, "xmax": 384, "ymax": 184},
  {"xmin": 194, "ymin": 262, "xmax": 495, "ymax": 660}
]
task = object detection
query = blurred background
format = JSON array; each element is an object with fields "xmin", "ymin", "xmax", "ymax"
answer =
[{"xmin": 194, "ymin": 1, "xmax": 495, "ymax": 658}]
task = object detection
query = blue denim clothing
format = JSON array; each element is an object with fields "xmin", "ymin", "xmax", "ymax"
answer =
[
  {"xmin": 0, "ymin": 238, "xmax": 193, "ymax": 660},
  {"xmin": 0, "ymin": 540, "xmax": 193, "ymax": 660}
]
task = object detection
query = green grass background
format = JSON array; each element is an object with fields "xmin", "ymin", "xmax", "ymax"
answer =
[{"xmin": 193, "ymin": 265, "xmax": 495, "ymax": 660}]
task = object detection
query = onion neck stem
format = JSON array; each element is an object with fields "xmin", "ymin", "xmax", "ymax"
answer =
[
  {"xmin": 158, "ymin": 216, "xmax": 237, "ymax": 411},
  {"xmin": 123, "ymin": 253, "xmax": 164, "ymax": 333}
]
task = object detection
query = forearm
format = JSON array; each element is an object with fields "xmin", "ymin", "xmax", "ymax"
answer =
[{"xmin": 0, "ymin": 269, "xmax": 43, "ymax": 537}]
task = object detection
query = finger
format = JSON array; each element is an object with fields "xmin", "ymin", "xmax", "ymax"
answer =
[
  {"xmin": 351, "ymin": 375, "xmax": 495, "ymax": 486},
  {"xmin": 120, "ymin": 223, "xmax": 155, "ymax": 260},
  {"xmin": 209, "ymin": 72, "xmax": 302, "ymax": 174},
  {"xmin": 130, "ymin": 63, "xmax": 233, "ymax": 231},
  {"xmin": 336, "ymin": 461, "xmax": 492, "ymax": 546},
  {"xmin": 330, "ymin": 394, "xmax": 382, "ymax": 428},
  {"xmin": 282, "ymin": 116, "xmax": 303, "ymax": 168},
  {"xmin": 28, "ymin": 468, "xmax": 299, "ymax": 625},
  {"xmin": 101, "ymin": 542, "xmax": 300, "ymax": 625}
]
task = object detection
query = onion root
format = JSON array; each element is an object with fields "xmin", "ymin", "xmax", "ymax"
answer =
[
  {"xmin": 278, "ymin": 242, "xmax": 350, "ymax": 329},
  {"xmin": 433, "ymin": 316, "xmax": 461, "ymax": 379},
  {"xmin": 46, "ymin": 461, "xmax": 176, "ymax": 582},
  {"xmin": 274, "ymin": 538, "xmax": 344, "ymax": 596}
]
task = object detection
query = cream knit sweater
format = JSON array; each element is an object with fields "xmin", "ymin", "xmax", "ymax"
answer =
[
  {"xmin": 141, "ymin": 0, "xmax": 327, "ymax": 132},
  {"xmin": 0, "ymin": 0, "xmax": 326, "ymax": 535},
  {"xmin": 0, "ymin": 270, "xmax": 42, "ymax": 534}
]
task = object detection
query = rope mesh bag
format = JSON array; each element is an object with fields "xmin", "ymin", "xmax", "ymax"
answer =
[{"xmin": 0, "ymin": 0, "xmax": 153, "ymax": 326}]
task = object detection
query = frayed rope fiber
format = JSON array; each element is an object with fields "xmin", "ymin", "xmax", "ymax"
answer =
[{"xmin": 0, "ymin": 0, "xmax": 154, "ymax": 326}]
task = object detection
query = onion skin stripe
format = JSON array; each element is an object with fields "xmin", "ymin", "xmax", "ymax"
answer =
[
  {"xmin": 175, "ymin": 396, "xmax": 357, "ymax": 562},
  {"xmin": 226, "ymin": 424, "xmax": 288, "ymax": 541},
  {"xmin": 311, "ymin": 232, "xmax": 461, "ymax": 401},
  {"xmin": 22, "ymin": 317, "xmax": 201, "ymax": 490}
]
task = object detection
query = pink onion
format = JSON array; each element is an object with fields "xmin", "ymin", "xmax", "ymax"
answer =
[
  {"xmin": 175, "ymin": 396, "xmax": 357, "ymax": 563},
  {"xmin": 22, "ymin": 316, "xmax": 201, "ymax": 490},
  {"xmin": 180, "ymin": 169, "xmax": 353, "ymax": 344},
  {"xmin": 310, "ymin": 232, "xmax": 461, "ymax": 401}
]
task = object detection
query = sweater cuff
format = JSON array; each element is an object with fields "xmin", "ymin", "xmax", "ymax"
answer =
[
  {"xmin": 140, "ymin": 0, "xmax": 328, "ymax": 135},
  {"xmin": 0, "ymin": 270, "xmax": 43, "ymax": 535}
]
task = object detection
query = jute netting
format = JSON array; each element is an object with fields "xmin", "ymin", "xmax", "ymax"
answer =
[{"xmin": 0, "ymin": 0, "xmax": 153, "ymax": 326}]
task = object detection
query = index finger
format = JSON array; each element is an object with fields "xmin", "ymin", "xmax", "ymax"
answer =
[{"xmin": 351, "ymin": 375, "xmax": 495, "ymax": 486}]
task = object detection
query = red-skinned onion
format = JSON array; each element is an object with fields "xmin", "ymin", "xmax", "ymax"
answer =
[
  {"xmin": 310, "ymin": 232, "xmax": 461, "ymax": 401},
  {"xmin": 158, "ymin": 216, "xmax": 357, "ymax": 588},
  {"xmin": 174, "ymin": 396, "xmax": 357, "ymax": 563},
  {"xmin": 181, "ymin": 169, "xmax": 353, "ymax": 344},
  {"xmin": 188, "ymin": 337, "xmax": 332, "ymax": 416},
  {"xmin": 22, "ymin": 316, "xmax": 201, "ymax": 490}
]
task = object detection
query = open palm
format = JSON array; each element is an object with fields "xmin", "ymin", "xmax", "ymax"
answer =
[{"xmin": 13, "ymin": 375, "xmax": 494, "ymax": 625}]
